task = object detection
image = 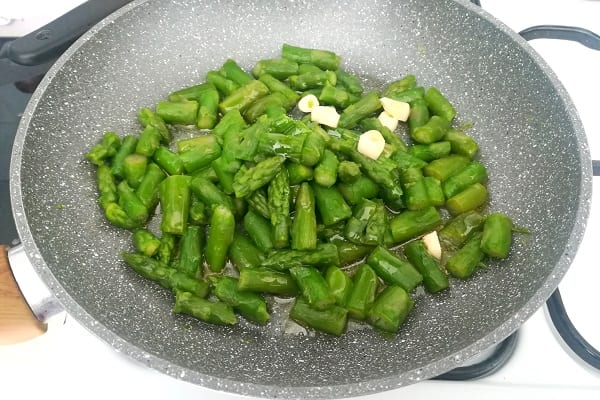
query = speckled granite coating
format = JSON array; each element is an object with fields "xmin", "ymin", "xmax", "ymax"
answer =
[{"xmin": 10, "ymin": 0, "xmax": 591, "ymax": 398}]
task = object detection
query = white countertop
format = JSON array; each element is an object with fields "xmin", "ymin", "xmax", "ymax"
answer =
[
  {"xmin": 1, "ymin": 1, "xmax": 600, "ymax": 399},
  {"xmin": 0, "ymin": 0, "xmax": 85, "ymax": 37}
]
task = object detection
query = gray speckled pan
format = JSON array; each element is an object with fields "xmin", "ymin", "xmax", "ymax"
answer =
[{"xmin": 10, "ymin": 0, "xmax": 592, "ymax": 398}]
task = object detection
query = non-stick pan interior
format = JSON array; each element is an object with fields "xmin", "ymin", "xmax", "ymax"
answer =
[{"xmin": 11, "ymin": 0, "xmax": 591, "ymax": 397}]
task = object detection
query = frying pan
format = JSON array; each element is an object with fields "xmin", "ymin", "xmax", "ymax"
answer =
[{"xmin": 1, "ymin": 0, "xmax": 594, "ymax": 397}]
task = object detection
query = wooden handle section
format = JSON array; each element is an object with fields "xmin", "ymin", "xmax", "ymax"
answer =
[{"xmin": 0, "ymin": 245, "xmax": 46, "ymax": 344}]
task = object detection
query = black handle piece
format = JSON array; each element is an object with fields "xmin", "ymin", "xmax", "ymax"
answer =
[
  {"xmin": 0, "ymin": 0, "xmax": 131, "ymax": 66},
  {"xmin": 433, "ymin": 331, "xmax": 519, "ymax": 381},
  {"xmin": 547, "ymin": 289, "xmax": 600, "ymax": 370}
]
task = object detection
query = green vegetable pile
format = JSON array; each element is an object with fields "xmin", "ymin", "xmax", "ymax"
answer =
[{"xmin": 85, "ymin": 44, "xmax": 514, "ymax": 336}]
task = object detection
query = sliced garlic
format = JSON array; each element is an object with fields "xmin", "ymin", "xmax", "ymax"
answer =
[
  {"xmin": 298, "ymin": 94, "xmax": 320, "ymax": 113},
  {"xmin": 378, "ymin": 111, "xmax": 399, "ymax": 131},
  {"xmin": 357, "ymin": 130, "xmax": 386, "ymax": 160},
  {"xmin": 380, "ymin": 97, "xmax": 411, "ymax": 121},
  {"xmin": 310, "ymin": 105, "xmax": 340, "ymax": 128},
  {"xmin": 422, "ymin": 231, "xmax": 442, "ymax": 260}
]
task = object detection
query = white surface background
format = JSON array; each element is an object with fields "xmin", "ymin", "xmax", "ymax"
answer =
[{"xmin": 1, "ymin": 1, "xmax": 599, "ymax": 399}]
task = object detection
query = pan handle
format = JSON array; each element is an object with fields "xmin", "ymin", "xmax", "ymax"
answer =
[
  {"xmin": 0, "ymin": 245, "xmax": 45, "ymax": 344},
  {"xmin": 0, "ymin": 245, "xmax": 65, "ymax": 344}
]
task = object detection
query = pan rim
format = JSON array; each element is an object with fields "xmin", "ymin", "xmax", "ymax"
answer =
[{"xmin": 9, "ymin": 0, "xmax": 592, "ymax": 398}]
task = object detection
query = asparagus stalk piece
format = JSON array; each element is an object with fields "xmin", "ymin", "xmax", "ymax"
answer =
[
  {"xmin": 291, "ymin": 182, "xmax": 318, "ymax": 250},
  {"xmin": 438, "ymin": 210, "xmax": 486, "ymax": 248},
  {"xmin": 382, "ymin": 74, "xmax": 416, "ymax": 97},
  {"xmin": 190, "ymin": 175, "xmax": 234, "ymax": 211},
  {"xmin": 258, "ymin": 73, "xmax": 300, "ymax": 107},
  {"xmin": 446, "ymin": 183, "xmax": 488, "ymax": 216},
  {"xmin": 424, "ymin": 87, "xmax": 456, "ymax": 121},
  {"xmin": 138, "ymin": 108, "xmax": 171, "ymax": 143},
  {"xmin": 135, "ymin": 162, "xmax": 166, "ymax": 210},
  {"xmin": 122, "ymin": 252, "xmax": 208, "ymax": 298},
  {"xmin": 122, "ymin": 153, "xmax": 147, "ymax": 189},
  {"xmin": 442, "ymin": 161, "xmax": 488, "ymax": 199},
  {"xmin": 110, "ymin": 135, "xmax": 138, "ymax": 178},
  {"xmin": 219, "ymin": 79, "xmax": 270, "ymax": 114},
  {"xmin": 176, "ymin": 225, "xmax": 204, "ymax": 277},
  {"xmin": 287, "ymin": 162, "xmax": 314, "ymax": 185},
  {"xmin": 289, "ymin": 297, "xmax": 348, "ymax": 336},
  {"xmin": 444, "ymin": 128, "xmax": 479, "ymax": 159},
  {"xmin": 168, "ymin": 82, "xmax": 215, "ymax": 102},
  {"xmin": 346, "ymin": 263, "xmax": 378, "ymax": 320},
  {"xmin": 97, "ymin": 163, "xmax": 117, "ymax": 210},
  {"xmin": 268, "ymin": 169, "xmax": 291, "ymax": 248},
  {"xmin": 156, "ymin": 100, "xmax": 199, "ymax": 126},
  {"xmin": 282, "ymin": 43, "xmax": 340, "ymax": 71},
  {"xmin": 173, "ymin": 291, "xmax": 237, "ymax": 325},
  {"xmin": 367, "ymin": 285, "xmax": 413, "ymax": 333},
  {"xmin": 253, "ymin": 58, "xmax": 299, "ymax": 80},
  {"xmin": 446, "ymin": 232, "xmax": 485, "ymax": 279},
  {"xmin": 159, "ymin": 175, "xmax": 191, "ymax": 235},
  {"xmin": 238, "ymin": 267, "xmax": 299, "ymax": 297},
  {"xmin": 334, "ymin": 241, "xmax": 373, "ymax": 266},
  {"xmin": 157, "ymin": 233, "xmax": 177, "ymax": 265},
  {"xmin": 260, "ymin": 243, "xmax": 340, "ymax": 271},
  {"xmin": 233, "ymin": 156, "xmax": 286, "ymax": 198},
  {"xmin": 344, "ymin": 198, "xmax": 386, "ymax": 245},
  {"xmin": 388, "ymin": 206, "xmax": 442, "ymax": 244},
  {"xmin": 206, "ymin": 70, "xmax": 239, "ymax": 97},
  {"xmin": 337, "ymin": 160, "xmax": 361, "ymax": 183},
  {"xmin": 335, "ymin": 68, "xmax": 363, "ymax": 95},
  {"xmin": 423, "ymin": 154, "xmax": 470, "ymax": 181},
  {"xmin": 85, "ymin": 132, "xmax": 120, "ymax": 165},
  {"xmin": 117, "ymin": 180, "xmax": 148, "ymax": 226},
  {"xmin": 246, "ymin": 188, "xmax": 271, "ymax": 219},
  {"xmin": 153, "ymin": 146, "xmax": 184, "ymax": 175},
  {"xmin": 319, "ymin": 84, "xmax": 360, "ymax": 108},
  {"xmin": 220, "ymin": 59, "xmax": 254, "ymax": 86},
  {"xmin": 367, "ymin": 246, "xmax": 423, "ymax": 292},
  {"xmin": 337, "ymin": 175, "xmax": 380, "ymax": 205},
  {"xmin": 480, "ymin": 213, "xmax": 513, "ymax": 259},
  {"xmin": 411, "ymin": 115, "xmax": 451, "ymax": 144},
  {"xmin": 244, "ymin": 209, "xmax": 274, "ymax": 253},
  {"xmin": 407, "ymin": 98, "xmax": 429, "ymax": 134},
  {"xmin": 325, "ymin": 265, "xmax": 353, "ymax": 307},
  {"xmin": 132, "ymin": 229, "xmax": 161, "ymax": 257},
  {"xmin": 289, "ymin": 266, "xmax": 336, "ymax": 311},
  {"xmin": 177, "ymin": 135, "xmax": 222, "ymax": 173},
  {"xmin": 313, "ymin": 149, "xmax": 339, "ymax": 188},
  {"xmin": 205, "ymin": 205, "xmax": 235, "ymax": 272},
  {"xmin": 312, "ymin": 183, "xmax": 352, "ymax": 227},
  {"xmin": 408, "ymin": 141, "xmax": 451, "ymax": 162},
  {"xmin": 196, "ymin": 87, "xmax": 220, "ymax": 129},
  {"xmin": 210, "ymin": 276, "xmax": 270, "ymax": 324},
  {"xmin": 388, "ymin": 87, "xmax": 425, "ymax": 104},
  {"xmin": 404, "ymin": 240, "xmax": 449, "ymax": 293},
  {"xmin": 228, "ymin": 233, "xmax": 265, "ymax": 269},
  {"xmin": 338, "ymin": 91, "xmax": 382, "ymax": 129}
]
